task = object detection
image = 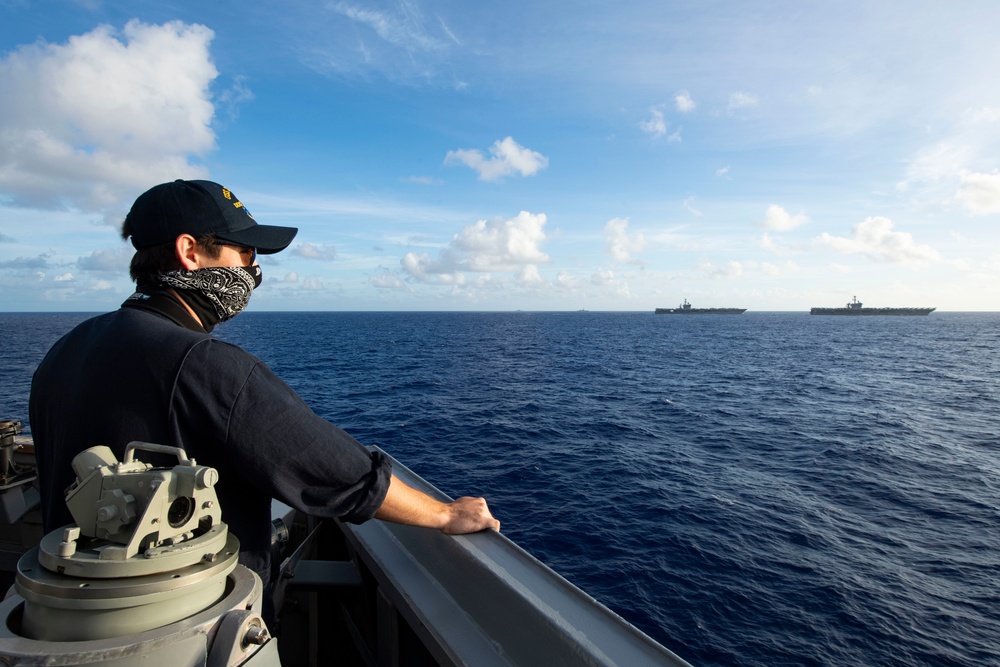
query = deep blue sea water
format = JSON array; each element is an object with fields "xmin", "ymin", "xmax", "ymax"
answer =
[{"xmin": 2, "ymin": 311, "xmax": 999, "ymax": 667}]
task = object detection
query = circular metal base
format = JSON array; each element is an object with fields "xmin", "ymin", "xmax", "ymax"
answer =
[
  {"xmin": 0, "ymin": 565, "xmax": 265, "ymax": 665},
  {"xmin": 14, "ymin": 533, "xmax": 240, "ymax": 641}
]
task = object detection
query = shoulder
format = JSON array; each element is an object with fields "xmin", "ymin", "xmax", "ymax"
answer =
[{"xmin": 180, "ymin": 336, "xmax": 267, "ymax": 381}]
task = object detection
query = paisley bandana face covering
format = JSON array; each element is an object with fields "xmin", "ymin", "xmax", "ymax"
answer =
[{"xmin": 158, "ymin": 265, "xmax": 262, "ymax": 332}]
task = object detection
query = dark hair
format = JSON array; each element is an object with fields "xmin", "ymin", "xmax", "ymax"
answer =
[{"xmin": 121, "ymin": 220, "xmax": 223, "ymax": 285}]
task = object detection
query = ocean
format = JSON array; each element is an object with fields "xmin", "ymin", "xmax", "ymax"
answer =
[{"xmin": 2, "ymin": 310, "xmax": 998, "ymax": 667}]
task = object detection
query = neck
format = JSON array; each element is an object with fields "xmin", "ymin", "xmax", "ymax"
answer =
[{"xmin": 167, "ymin": 287, "xmax": 204, "ymax": 328}]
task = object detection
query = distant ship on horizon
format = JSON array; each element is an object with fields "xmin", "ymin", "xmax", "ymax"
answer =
[
  {"xmin": 810, "ymin": 296, "xmax": 935, "ymax": 316},
  {"xmin": 655, "ymin": 299, "xmax": 747, "ymax": 315}
]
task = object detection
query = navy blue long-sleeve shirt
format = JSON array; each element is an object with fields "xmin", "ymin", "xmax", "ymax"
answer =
[{"xmin": 29, "ymin": 299, "xmax": 391, "ymax": 588}]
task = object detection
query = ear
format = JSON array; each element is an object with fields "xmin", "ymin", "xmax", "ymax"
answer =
[{"xmin": 174, "ymin": 234, "xmax": 201, "ymax": 271}]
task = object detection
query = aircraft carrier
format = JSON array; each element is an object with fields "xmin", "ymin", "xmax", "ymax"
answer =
[
  {"xmin": 810, "ymin": 296, "xmax": 935, "ymax": 316},
  {"xmin": 656, "ymin": 299, "xmax": 746, "ymax": 314}
]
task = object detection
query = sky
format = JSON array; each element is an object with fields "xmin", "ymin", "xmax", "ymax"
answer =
[{"xmin": 1, "ymin": 1, "xmax": 999, "ymax": 312}]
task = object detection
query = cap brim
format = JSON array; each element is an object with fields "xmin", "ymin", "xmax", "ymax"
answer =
[{"xmin": 215, "ymin": 225, "xmax": 299, "ymax": 254}]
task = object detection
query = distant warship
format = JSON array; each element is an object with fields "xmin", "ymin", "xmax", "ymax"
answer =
[
  {"xmin": 655, "ymin": 299, "xmax": 746, "ymax": 315},
  {"xmin": 810, "ymin": 296, "xmax": 935, "ymax": 316}
]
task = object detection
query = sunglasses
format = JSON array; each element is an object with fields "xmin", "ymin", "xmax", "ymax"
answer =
[{"xmin": 222, "ymin": 243, "xmax": 257, "ymax": 265}]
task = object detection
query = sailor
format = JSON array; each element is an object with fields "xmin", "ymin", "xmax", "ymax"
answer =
[{"xmin": 29, "ymin": 179, "xmax": 500, "ymax": 623}]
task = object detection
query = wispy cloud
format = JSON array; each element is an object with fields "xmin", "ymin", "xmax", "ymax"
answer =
[
  {"xmin": 370, "ymin": 271, "xmax": 406, "ymax": 289},
  {"xmin": 639, "ymin": 108, "xmax": 682, "ymax": 142},
  {"xmin": 216, "ymin": 74, "xmax": 255, "ymax": 123},
  {"xmin": 640, "ymin": 109, "xmax": 666, "ymax": 137},
  {"xmin": 727, "ymin": 91, "xmax": 758, "ymax": 111},
  {"xmin": 699, "ymin": 259, "xmax": 744, "ymax": 279},
  {"xmin": 743, "ymin": 259, "xmax": 799, "ymax": 277},
  {"xmin": 77, "ymin": 246, "xmax": 131, "ymax": 272},
  {"xmin": 298, "ymin": 1, "xmax": 461, "ymax": 85},
  {"xmin": 0, "ymin": 254, "xmax": 51, "ymax": 269},
  {"xmin": 760, "ymin": 233, "xmax": 798, "ymax": 256},
  {"xmin": 587, "ymin": 267, "xmax": 637, "ymax": 301},
  {"xmin": 683, "ymin": 197, "xmax": 703, "ymax": 217},
  {"xmin": 401, "ymin": 175, "xmax": 442, "ymax": 185},
  {"xmin": 330, "ymin": 2, "xmax": 449, "ymax": 53},
  {"xmin": 294, "ymin": 243, "xmax": 338, "ymax": 261}
]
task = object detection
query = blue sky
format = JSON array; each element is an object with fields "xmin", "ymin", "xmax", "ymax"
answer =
[{"xmin": 1, "ymin": 1, "xmax": 999, "ymax": 311}]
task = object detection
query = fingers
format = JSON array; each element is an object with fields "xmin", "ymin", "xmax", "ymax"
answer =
[{"xmin": 442, "ymin": 496, "xmax": 501, "ymax": 534}]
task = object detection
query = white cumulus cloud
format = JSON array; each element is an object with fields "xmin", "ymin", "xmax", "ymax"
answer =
[
  {"xmin": 401, "ymin": 211, "xmax": 549, "ymax": 283},
  {"xmin": 0, "ymin": 20, "xmax": 221, "ymax": 213},
  {"xmin": 675, "ymin": 90, "xmax": 696, "ymax": 113},
  {"xmin": 819, "ymin": 216, "xmax": 941, "ymax": 265},
  {"xmin": 757, "ymin": 204, "xmax": 809, "ymax": 231},
  {"xmin": 518, "ymin": 265, "xmax": 543, "ymax": 283},
  {"xmin": 444, "ymin": 137, "xmax": 548, "ymax": 181},
  {"xmin": 956, "ymin": 170, "xmax": 1000, "ymax": 214},
  {"xmin": 605, "ymin": 217, "xmax": 647, "ymax": 263}
]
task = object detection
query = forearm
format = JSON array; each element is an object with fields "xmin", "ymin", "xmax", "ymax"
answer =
[{"xmin": 374, "ymin": 473, "xmax": 500, "ymax": 534}]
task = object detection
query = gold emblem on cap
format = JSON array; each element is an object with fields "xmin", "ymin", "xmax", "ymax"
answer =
[{"xmin": 222, "ymin": 188, "xmax": 232, "ymax": 200}]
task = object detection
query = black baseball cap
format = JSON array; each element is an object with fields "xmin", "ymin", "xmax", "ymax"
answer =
[{"xmin": 125, "ymin": 179, "xmax": 298, "ymax": 254}]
